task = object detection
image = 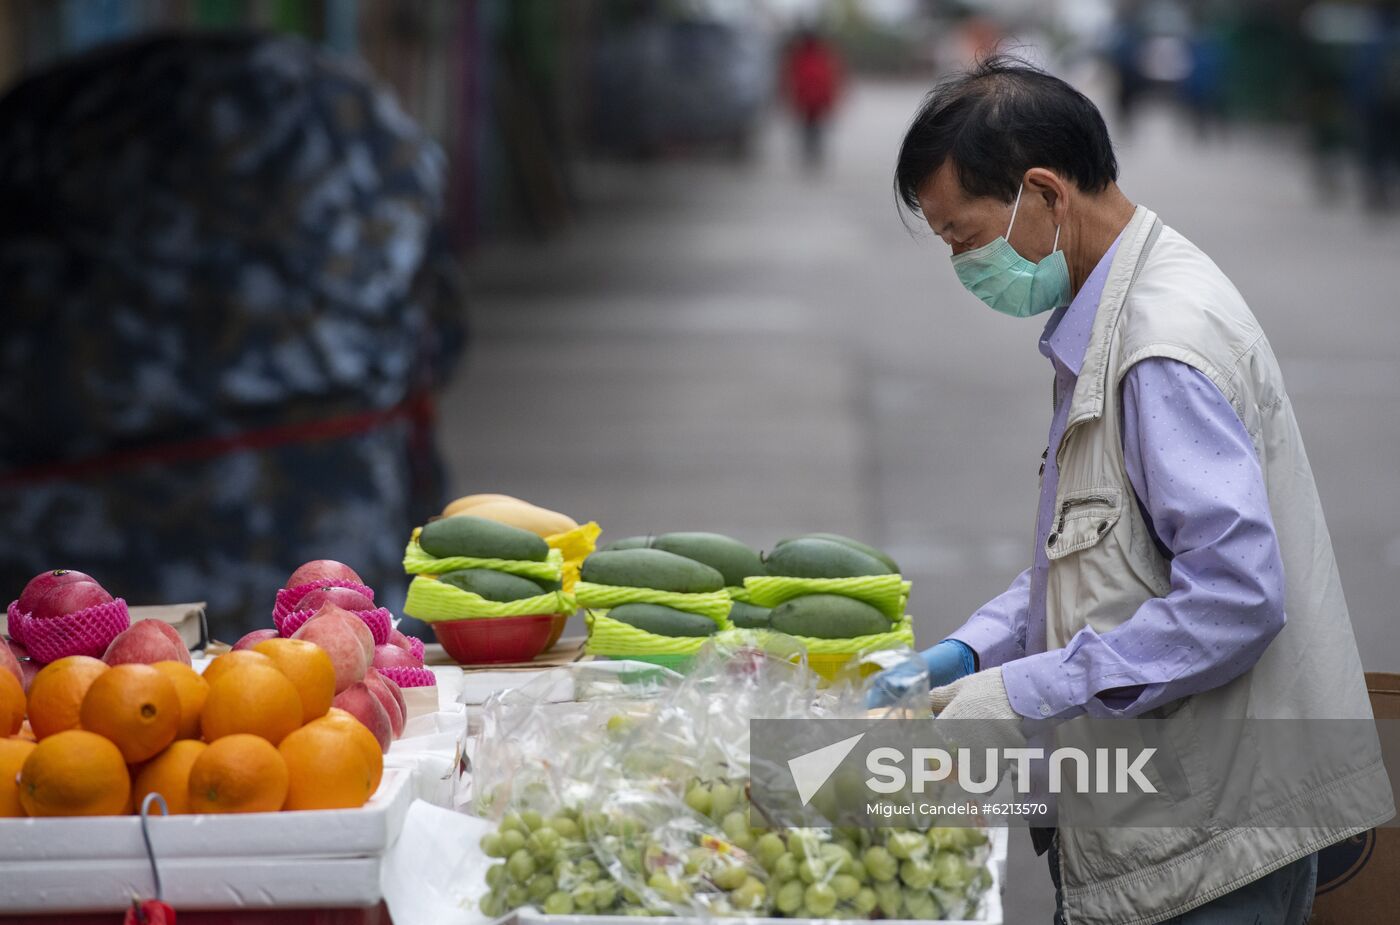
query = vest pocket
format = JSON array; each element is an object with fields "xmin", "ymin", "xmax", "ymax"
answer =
[{"xmin": 1046, "ymin": 487, "xmax": 1123, "ymax": 560}]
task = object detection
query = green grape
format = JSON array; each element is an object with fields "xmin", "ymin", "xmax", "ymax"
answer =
[
  {"xmin": 578, "ymin": 859, "xmax": 602, "ymax": 881},
  {"xmin": 479, "ymin": 891, "xmax": 503, "ymax": 918},
  {"xmin": 508, "ymin": 849, "xmax": 537, "ymax": 882},
  {"xmin": 622, "ymin": 887, "xmax": 642, "ymax": 905},
  {"xmin": 620, "ymin": 847, "xmax": 644, "ymax": 874},
  {"xmin": 571, "ymin": 881, "xmax": 597, "ymax": 910},
  {"xmin": 543, "ymin": 891, "xmax": 575, "ymax": 915},
  {"xmin": 862, "ymin": 846, "xmax": 898, "ymax": 882},
  {"xmin": 502, "ymin": 829, "xmax": 527, "ymax": 855},
  {"xmin": 798, "ymin": 857, "xmax": 827, "ymax": 884},
  {"xmin": 819, "ymin": 843, "xmax": 853, "ymax": 868},
  {"xmin": 932, "ymin": 850, "xmax": 973, "ymax": 890},
  {"xmin": 804, "ymin": 882, "xmax": 838, "ymax": 916},
  {"xmin": 485, "ymin": 863, "xmax": 507, "ymax": 889},
  {"xmin": 684, "ymin": 783, "xmax": 713, "ymax": 816},
  {"xmin": 504, "ymin": 884, "xmax": 528, "ymax": 909},
  {"xmin": 755, "ymin": 832, "xmax": 787, "ymax": 869},
  {"xmin": 594, "ymin": 880, "xmax": 619, "ymax": 909},
  {"xmin": 553, "ymin": 859, "xmax": 576, "ymax": 885},
  {"xmin": 520, "ymin": 810, "xmax": 544, "ymax": 832},
  {"xmin": 480, "ymin": 832, "xmax": 505, "ymax": 858},
  {"xmin": 527, "ymin": 873, "xmax": 556, "ymax": 902},
  {"xmin": 887, "ymin": 831, "xmax": 930, "ymax": 861},
  {"xmin": 731, "ymin": 877, "xmax": 766, "ymax": 911},
  {"xmin": 647, "ymin": 871, "xmax": 690, "ymax": 903},
  {"xmin": 773, "ymin": 852, "xmax": 799, "ymax": 881},
  {"xmin": 776, "ymin": 880, "xmax": 806, "ymax": 914},
  {"xmin": 548, "ymin": 816, "xmax": 581, "ymax": 839},
  {"xmin": 927, "ymin": 828, "xmax": 958, "ymax": 852},
  {"xmin": 710, "ymin": 783, "xmax": 739, "ymax": 819},
  {"xmin": 528, "ymin": 827, "xmax": 561, "ymax": 858},
  {"xmin": 787, "ymin": 830, "xmax": 818, "ymax": 859},
  {"xmin": 682, "ymin": 847, "xmax": 710, "ymax": 876},
  {"xmin": 500, "ymin": 812, "xmax": 526, "ymax": 834},
  {"xmin": 854, "ymin": 886, "xmax": 879, "ymax": 915},
  {"xmin": 831, "ymin": 874, "xmax": 861, "ymax": 901},
  {"xmin": 899, "ymin": 858, "xmax": 935, "ymax": 890},
  {"xmin": 847, "ymin": 859, "xmax": 867, "ymax": 881},
  {"xmin": 904, "ymin": 889, "xmax": 939, "ymax": 919},
  {"xmin": 875, "ymin": 880, "xmax": 903, "ymax": 917},
  {"xmin": 711, "ymin": 861, "xmax": 748, "ymax": 891}
]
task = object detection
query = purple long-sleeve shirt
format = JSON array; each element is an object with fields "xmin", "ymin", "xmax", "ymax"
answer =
[{"xmin": 949, "ymin": 235, "xmax": 1286, "ymax": 720}]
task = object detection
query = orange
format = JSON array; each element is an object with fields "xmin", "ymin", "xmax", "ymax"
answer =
[
  {"xmin": 0, "ymin": 669, "xmax": 23, "ymax": 737},
  {"xmin": 252, "ymin": 638, "xmax": 335, "ymax": 724},
  {"xmin": 151, "ymin": 661, "xmax": 208, "ymax": 739},
  {"xmin": 279, "ymin": 717, "xmax": 376, "ymax": 810},
  {"xmin": 19, "ymin": 729, "xmax": 130, "ymax": 816},
  {"xmin": 0, "ymin": 737, "xmax": 36, "ymax": 816},
  {"xmin": 321, "ymin": 707, "xmax": 385, "ymax": 793},
  {"xmin": 132, "ymin": 739, "xmax": 207, "ymax": 815},
  {"xmin": 200, "ymin": 649, "xmax": 275, "ymax": 688},
  {"xmin": 200, "ymin": 663, "xmax": 301, "ymax": 745},
  {"xmin": 78, "ymin": 664, "xmax": 180, "ymax": 763},
  {"xmin": 187, "ymin": 733, "xmax": 288, "ymax": 813},
  {"xmin": 26, "ymin": 656, "xmax": 108, "ymax": 739}
]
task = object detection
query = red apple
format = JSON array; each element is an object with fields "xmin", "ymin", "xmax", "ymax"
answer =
[
  {"xmin": 307, "ymin": 603, "xmax": 373, "ymax": 661},
  {"xmin": 292, "ymin": 612, "xmax": 370, "ymax": 693},
  {"xmin": 0, "ymin": 639, "xmax": 20, "ymax": 687},
  {"xmin": 17, "ymin": 569, "xmax": 98, "ymax": 614},
  {"xmin": 295, "ymin": 586, "xmax": 374, "ymax": 613},
  {"xmin": 373, "ymin": 643, "xmax": 422, "ymax": 670},
  {"xmin": 363, "ymin": 668, "xmax": 405, "ymax": 738},
  {"xmin": 31, "ymin": 579, "xmax": 113, "ymax": 620},
  {"xmin": 102, "ymin": 620, "xmax": 190, "ymax": 666},
  {"xmin": 231, "ymin": 628, "xmax": 280, "ymax": 651},
  {"xmin": 285, "ymin": 560, "xmax": 363, "ymax": 590},
  {"xmin": 332, "ymin": 682, "xmax": 392, "ymax": 752}
]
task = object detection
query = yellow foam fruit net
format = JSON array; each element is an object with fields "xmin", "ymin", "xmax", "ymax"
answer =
[
  {"xmin": 743, "ymin": 574, "xmax": 910, "ymax": 620},
  {"xmin": 584, "ymin": 610, "xmax": 731, "ymax": 656},
  {"xmin": 404, "ymin": 575, "xmax": 576, "ymax": 622},
  {"xmin": 403, "ymin": 532, "xmax": 566, "ymax": 583},
  {"xmin": 573, "ymin": 582, "xmax": 732, "ymax": 624},
  {"xmin": 545, "ymin": 521, "xmax": 601, "ymax": 593}
]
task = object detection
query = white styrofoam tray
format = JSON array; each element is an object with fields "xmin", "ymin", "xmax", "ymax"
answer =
[{"xmin": 0, "ymin": 766, "xmax": 412, "ymax": 863}]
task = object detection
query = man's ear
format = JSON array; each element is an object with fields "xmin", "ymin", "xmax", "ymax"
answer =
[{"xmin": 1022, "ymin": 168, "xmax": 1069, "ymax": 224}]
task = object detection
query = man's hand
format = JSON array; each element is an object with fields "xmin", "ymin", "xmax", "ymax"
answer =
[{"xmin": 930, "ymin": 667, "xmax": 1018, "ymax": 720}]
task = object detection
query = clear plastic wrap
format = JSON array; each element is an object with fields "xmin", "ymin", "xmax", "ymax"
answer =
[{"xmin": 473, "ymin": 636, "xmax": 996, "ymax": 920}]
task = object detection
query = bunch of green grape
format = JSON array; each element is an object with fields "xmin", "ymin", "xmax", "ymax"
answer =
[
  {"xmin": 752, "ymin": 824, "xmax": 993, "ymax": 920},
  {"xmin": 479, "ymin": 808, "xmax": 636, "ymax": 917}
]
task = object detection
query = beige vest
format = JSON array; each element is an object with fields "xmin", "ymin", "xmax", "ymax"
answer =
[{"xmin": 1048, "ymin": 206, "xmax": 1394, "ymax": 925}]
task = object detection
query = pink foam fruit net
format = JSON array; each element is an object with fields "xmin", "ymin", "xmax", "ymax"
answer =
[
  {"xmin": 7, "ymin": 598, "xmax": 131, "ymax": 664},
  {"xmin": 275, "ymin": 605, "xmax": 393, "ymax": 646},
  {"xmin": 377, "ymin": 665, "xmax": 436, "ymax": 688}
]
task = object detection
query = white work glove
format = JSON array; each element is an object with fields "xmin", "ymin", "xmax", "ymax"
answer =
[{"xmin": 929, "ymin": 667, "xmax": 1018, "ymax": 721}]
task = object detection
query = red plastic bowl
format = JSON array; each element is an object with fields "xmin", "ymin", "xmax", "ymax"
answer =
[
  {"xmin": 431, "ymin": 613, "xmax": 556, "ymax": 665},
  {"xmin": 544, "ymin": 612, "xmax": 570, "ymax": 650}
]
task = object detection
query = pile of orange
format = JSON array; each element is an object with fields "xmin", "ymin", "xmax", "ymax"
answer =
[{"xmin": 1, "ymin": 639, "xmax": 384, "ymax": 819}]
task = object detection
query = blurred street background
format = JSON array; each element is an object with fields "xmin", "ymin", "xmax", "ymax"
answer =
[{"xmin": 2, "ymin": 1, "xmax": 1399, "ymax": 916}]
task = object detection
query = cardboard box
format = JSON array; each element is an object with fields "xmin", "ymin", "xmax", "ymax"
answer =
[{"xmin": 1309, "ymin": 672, "xmax": 1400, "ymax": 924}]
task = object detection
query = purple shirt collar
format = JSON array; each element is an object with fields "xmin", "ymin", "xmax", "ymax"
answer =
[{"xmin": 1037, "ymin": 232, "xmax": 1123, "ymax": 376}]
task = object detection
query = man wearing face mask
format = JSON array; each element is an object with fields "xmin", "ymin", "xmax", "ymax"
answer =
[{"xmin": 867, "ymin": 58, "xmax": 1393, "ymax": 924}]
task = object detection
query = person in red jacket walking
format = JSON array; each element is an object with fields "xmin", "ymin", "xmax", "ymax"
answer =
[{"xmin": 783, "ymin": 29, "xmax": 843, "ymax": 169}]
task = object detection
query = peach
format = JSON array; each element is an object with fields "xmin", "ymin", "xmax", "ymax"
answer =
[
  {"xmin": 332, "ymin": 682, "xmax": 392, "ymax": 752},
  {"xmin": 285, "ymin": 560, "xmax": 362, "ymax": 590},
  {"xmin": 295, "ymin": 586, "xmax": 374, "ymax": 613},
  {"xmin": 103, "ymin": 620, "xmax": 191, "ymax": 666},
  {"xmin": 292, "ymin": 614, "xmax": 369, "ymax": 693},
  {"xmin": 8, "ymin": 642, "xmax": 38, "ymax": 692},
  {"xmin": 378, "ymin": 671, "xmax": 407, "ymax": 720},
  {"xmin": 373, "ymin": 644, "xmax": 422, "ymax": 670},
  {"xmin": 387, "ymin": 628, "xmax": 415, "ymax": 651},
  {"xmin": 232, "ymin": 628, "xmax": 280, "ymax": 651},
  {"xmin": 0, "ymin": 639, "xmax": 20, "ymax": 686},
  {"xmin": 363, "ymin": 669, "xmax": 404, "ymax": 738},
  {"xmin": 307, "ymin": 604, "xmax": 373, "ymax": 662}
]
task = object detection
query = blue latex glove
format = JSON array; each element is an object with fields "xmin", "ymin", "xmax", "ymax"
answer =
[{"xmin": 866, "ymin": 639, "xmax": 978, "ymax": 708}]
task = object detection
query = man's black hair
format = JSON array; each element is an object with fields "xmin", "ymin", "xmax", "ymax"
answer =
[{"xmin": 895, "ymin": 56, "xmax": 1118, "ymax": 214}]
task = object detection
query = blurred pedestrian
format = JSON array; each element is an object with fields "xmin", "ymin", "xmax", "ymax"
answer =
[
  {"xmin": 782, "ymin": 29, "xmax": 843, "ymax": 170},
  {"xmin": 875, "ymin": 56, "xmax": 1392, "ymax": 924},
  {"xmin": 0, "ymin": 33, "xmax": 464, "ymax": 640}
]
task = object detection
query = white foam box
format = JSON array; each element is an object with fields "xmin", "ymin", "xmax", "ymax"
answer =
[{"xmin": 0, "ymin": 767, "xmax": 412, "ymax": 912}]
